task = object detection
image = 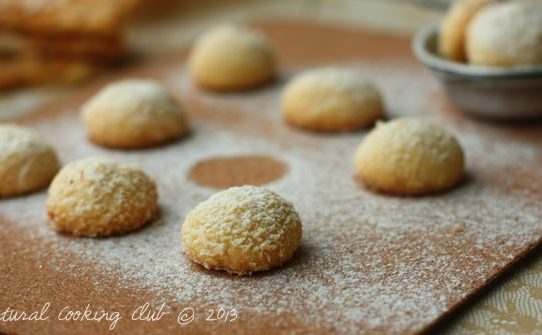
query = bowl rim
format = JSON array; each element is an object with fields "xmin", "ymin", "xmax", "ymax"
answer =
[{"xmin": 412, "ymin": 22, "xmax": 542, "ymax": 79}]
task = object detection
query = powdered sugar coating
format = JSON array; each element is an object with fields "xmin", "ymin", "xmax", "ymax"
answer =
[
  {"xmin": 282, "ymin": 67, "xmax": 383, "ymax": 131},
  {"xmin": 354, "ymin": 118, "xmax": 464, "ymax": 195},
  {"xmin": 466, "ymin": 1, "xmax": 542, "ymax": 67},
  {"xmin": 0, "ymin": 124, "xmax": 59, "ymax": 197},
  {"xmin": 188, "ymin": 24, "xmax": 277, "ymax": 90},
  {"xmin": 438, "ymin": 0, "xmax": 496, "ymax": 62},
  {"xmin": 81, "ymin": 79, "xmax": 188, "ymax": 148},
  {"xmin": 182, "ymin": 185, "xmax": 302, "ymax": 274},
  {"xmin": 46, "ymin": 156, "xmax": 158, "ymax": 236}
]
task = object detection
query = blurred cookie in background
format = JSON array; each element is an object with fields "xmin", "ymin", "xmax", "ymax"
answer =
[
  {"xmin": 466, "ymin": 0, "xmax": 542, "ymax": 67},
  {"xmin": 438, "ymin": 0, "xmax": 497, "ymax": 62},
  {"xmin": 0, "ymin": 0, "xmax": 136, "ymax": 90},
  {"xmin": 0, "ymin": 0, "xmax": 135, "ymax": 36}
]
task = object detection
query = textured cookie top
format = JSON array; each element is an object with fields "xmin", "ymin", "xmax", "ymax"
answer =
[
  {"xmin": 48, "ymin": 157, "xmax": 156, "ymax": 216},
  {"xmin": 285, "ymin": 67, "xmax": 379, "ymax": 103},
  {"xmin": 467, "ymin": 1, "xmax": 542, "ymax": 66},
  {"xmin": 191, "ymin": 24, "xmax": 273, "ymax": 63},
  {"xmin": 82, "ymin": 79, "xmax": 183, "ymax": 121},
  {"xmin": 0, "ymin": 124, "xmax": 60, "ymax": 197},
  {"xmin": 354, "ymin": 118, "xmax": 465, "ymax": 195},
  {"xmin": 47, "ymin": 156, "xmax": 158, "ymax": 236},
  {"xmin": 182, "ymin": 185, "xmax": 302, "ymax": 274},
  {"xmin": 187, "ymin": 185, "xmax": 300, "ymax": 240},
  {"xmin": 281, "ymin": 67, "xmax": 382, "ymax": 131},
  {"xmin": 0, "ymin": 124, "xmax": 52, "ymax": 157},
  {"xmin": 188, "ymin": 24, "xmax": 276, "ymax": 90},
  {"xmin": 81, "ymin": 79, "xmax": 188, "ymax": 148},
  {"xmin": 365, "ymin": 119, "xmax": 462, "ymax": 163},
  {"xmin": 438, "ymin": 0, "xmax": 497, "ymax": 62}
]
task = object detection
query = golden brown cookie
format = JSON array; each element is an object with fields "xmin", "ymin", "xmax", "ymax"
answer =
[
  {"xmin": 466, "ymin": 1, "xmax": 542, "ymax": 67},
  {"xmin": 47, "ymin": 157, "xmax": 158, "ymax": 237},
  {"xmin": 281, "ymin": 67, "xmax": 383, "ymax": 131},
  {"xmin": 0, "ymin": 124, "xmax": 60, "ymax": 197},
  {"xmin": 354, "ymin": 118, "xmax": 465, "ymax": 195},
  {"xmin": 439, "ymin": 0, "xmax": 497, "ymax": 62},
  {"xmin": 181, "ymin": 185, "xmax": 302, "ymax": 275},
  {"xmin": 188, "ymin": 24, "xmax": 276, "ymax": 91},
  {"xmin": 81, "ymin": 79, "xmax": 188, "ymax": 149}
]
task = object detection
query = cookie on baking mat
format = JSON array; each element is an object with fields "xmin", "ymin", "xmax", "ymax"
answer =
[
  {"xmin": 81, "ymin": 79, "xmax": 188, "ymax": 149},
  {"xmin": 182, "ymin": 185, "xmax": 302, "ymax": 275},
  {"xmin": 47, "ymin": 157, "xmax": 158, "ymax": 237},
  {"xmin": 188, "ymin": 24, "xmax": 277, "ymax": 91},
  {"xmin": 281, "ymin": 67, "xmax": 383, "ymax": 132},
  {"xmin": 354, "ymin": 118, "xmax": 465, "ymax": 195},
  {"xmin": 0, "ymin": 124, "xmax": 60, "ymax": 197}
]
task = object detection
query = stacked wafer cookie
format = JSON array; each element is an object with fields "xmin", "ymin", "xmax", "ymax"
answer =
[{"xmin": 0, "ymin": 0, "xmax": 135, "ymax": 89}]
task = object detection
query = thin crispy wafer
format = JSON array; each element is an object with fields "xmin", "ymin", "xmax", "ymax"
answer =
[
  {"xmin": 0, "ymin": 31, "xmax": 126, "ymax": 60},
  {"xmin": 0, "ymin": 56, "xmax": 100, "ymax": 89}
]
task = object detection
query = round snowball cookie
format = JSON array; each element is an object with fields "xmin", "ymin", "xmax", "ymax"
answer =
[
  {"xmin": 181, "ymin": 185, "xmax": 302, "ymax": 275},
  {"xmin": 188, "ymin": 24, "xmax": 277, "ymax": 91},
  {"xmin": 47, "ymin": 157, "xmax": 158, "ymax": 237},
  {"xmin": 281, "ymin": 68, "xmax": 383, "ymax": 132},
  {"xmin": 466, "ymin": 1, "xmax": 542, "ymax": 67},
  {"xmin": 0, "ymin": 124, "xmax": 60, "ymax": 197},
  {"xmin": 354, "ymin": 118, "xmax": 465, "ymax": 195},
  {"xmin": 439, "ymin": 0, "xmax": 497, "ymax": 62},
  {"xmin": 81, "ymin": 79, "xmax": 188, "ymax": 149}
]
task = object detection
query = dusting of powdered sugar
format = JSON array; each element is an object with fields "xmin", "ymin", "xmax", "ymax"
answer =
[
  {"xmin": 2, "ymin": 56, "xmax": 542, "ymax": 335},
  {"xmin": 468, "ymin": 1, "xmax": 542, "ymax": 65}
]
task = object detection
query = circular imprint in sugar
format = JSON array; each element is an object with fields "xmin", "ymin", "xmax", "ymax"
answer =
[
  {"xmin": 47, "ymin": 157, "xmax": 158, "ymax": 237},
  {"xmin": 438, "ymin": 0, "xmax": 497, "ymax": 62},
  {"xmin": 466, "ymin": 1, "xmax": 542, "ymax": 67},
  {"xmin": 0, "ymin": 124, "xmax": 60, "ymax": 197},
  {"xmin": 354, "ymin": 118, "xmax": 465, "ymax": 196},
  {"xmin": 188, "ymin": 24, "xmax": 277, "ymax": 91},
  {"xmin": 188, "ymin": 155, "xmax": 288, "ymax": 189},
  {"xmin": 81, "ymin": 79, "xmax": 188, "ymax": 149},
  {"xmin": 181, "ymin": 185, "xmax": 302, "ymax": 275},
  {"xmin": 281, "ymin": 67, "xmax": 383, "ymax": 132}
]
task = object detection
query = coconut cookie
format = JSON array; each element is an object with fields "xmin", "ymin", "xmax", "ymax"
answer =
[
  {"xmin": 188, "ymin": 24, "xmax": 276, "ymax": 91},
  {"xmin": 354, "ymin": 118, "xmax": 464, "ymax": 195},
  {"xmin": 281, "ymin": 68, "xmax": 383, "ymax": 132},
  {"xmin": 0, "ymin": 124, "xmax": 60, "ymax": 197},
  {"xmin": 81, "ymin": 79, "xmax": 188, "ymax": 149},
  {"xmin": 439, "ymin": 0, "xmax": 497, "ymax": 62},
  {"xmin": 181, "ymin": 185, "xmax": 302, "ymax": 275},
  {"xmin": 466, "ymin": 1, "xmax": 542, "ymax": 67},
  {"xmin": 47, "ymin": 157, "xmax": 158, "ymax": 237}
]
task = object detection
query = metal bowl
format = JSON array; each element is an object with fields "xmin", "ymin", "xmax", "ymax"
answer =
[{"xmin": 413, "ymin": 23, "xmax": 542, "ymax": 119}]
